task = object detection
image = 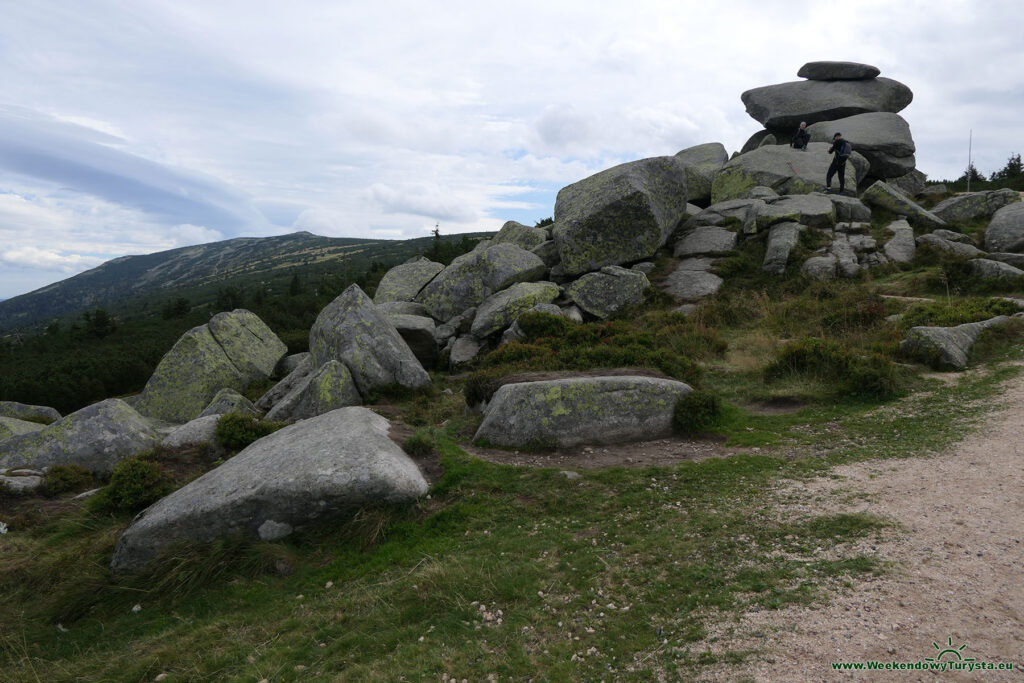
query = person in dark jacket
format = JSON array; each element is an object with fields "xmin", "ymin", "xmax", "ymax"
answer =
[
  {"xmin": 791, "ymin": 121, "xmax": 810, "ymax": 150},
  {"xmin": 826, "ymin": 132, "xmax": 851, "ymax": 193}
]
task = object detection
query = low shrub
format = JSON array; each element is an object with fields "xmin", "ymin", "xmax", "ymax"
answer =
[
  {"xmin": 40, "ymin": 465, "xmax": 95, "ymax": 498},
  {"xmin": 764, "ymin": 337, "xmax": 900, "ymax": 399},
  {"xmin": 215, "ymin": 413, "xmax": 286, "ymax": 452},
  {"xmin": 673, "ymin": 389, "xmax": 723, "ymax": 435},
  {"xmin": 87, "ymin": 457, "xmax": 172, "ymax": 514},
  {"xmin": 516, "ymin": 310, "xmax": 572, "ymax": 339},
  {"xmin": 901, "ymin": 297, "xmax": 1022, "ymax": 328}
]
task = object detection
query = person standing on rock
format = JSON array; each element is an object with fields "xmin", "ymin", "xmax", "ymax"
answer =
[
  {"xmin": 826, "ymin": 132, "xmax": 852, "ymax": 194},
  {"xmin": 790, "ymin": 121, "xmax": 810, "ymax": 150}
]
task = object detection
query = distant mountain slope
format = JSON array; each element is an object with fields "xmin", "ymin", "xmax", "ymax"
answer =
[{"xmin": 0, "ymin": 231, "xmax": 489, "ymax": 333}]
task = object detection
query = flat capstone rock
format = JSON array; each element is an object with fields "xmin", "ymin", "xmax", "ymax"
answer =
[{"xmin": 797, "ymin": 61, "xmax": 881, "ymax": 80}]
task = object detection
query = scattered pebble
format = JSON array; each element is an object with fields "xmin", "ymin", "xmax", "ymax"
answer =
[{"xmin": 131, "ymin": 604, "xmax": 142, "ymax": 613}]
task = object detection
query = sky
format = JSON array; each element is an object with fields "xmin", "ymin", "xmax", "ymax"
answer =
[{"xmin": 1, "ymin": 0, "xmax": 1022, "ymax": 299}]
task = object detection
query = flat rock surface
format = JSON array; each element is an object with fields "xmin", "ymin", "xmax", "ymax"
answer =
[
  {"xmin": 741, "ymin": 77, "xmax": 913, "ymax": 130},
  {"xmin": 797, "ymin": 61, "xmax": 881, "ymax": 80},
  {"xmin": 662, "ymin": 260, "xmax": 723, "ymax": 301}
]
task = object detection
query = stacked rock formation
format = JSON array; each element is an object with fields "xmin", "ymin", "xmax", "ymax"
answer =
[{"xmin": 740, "ymin": 61, "xmax": 919, "ymax": 191}]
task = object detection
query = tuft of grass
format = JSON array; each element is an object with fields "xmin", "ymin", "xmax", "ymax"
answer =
[
  {"xmin": 674, "ymin": 389, "xmax": 724, "ymax": 435},
  {"xmin": 215, "ymin": 412, "xmax": 286, "ymax": 452},
  {"xmin": 900, "ymin": 296, "xmax": 1022, "ymax": 328}
]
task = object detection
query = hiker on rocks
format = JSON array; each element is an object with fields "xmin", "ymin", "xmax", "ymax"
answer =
[
  {"xmin": 826, "ymin": 132, "xmax": 852, "ymax": 194},
  {"xmin": 790, "ymin": 121, "xmax": 810, "ymax": 150}
]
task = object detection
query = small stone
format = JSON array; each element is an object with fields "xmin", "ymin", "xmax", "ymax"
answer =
[{"xmin": 131, "ymin": 604, "xmax": 142, "ymax": 613}]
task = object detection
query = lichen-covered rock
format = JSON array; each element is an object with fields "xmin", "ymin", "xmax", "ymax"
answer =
[
  {"xmin": 110, "ymin": 407, "xmax": 428, "ymax": 573},
  {"xmin": 274, "ymin": 352, "xmax": 310, "ymax": 379},
  {"xmin": 968, "ymin": 258, "xmax": 1024, "ymax": 280},
  {"xmin": 552, "ymin": 156, "xmax": 689, "ymax": 276},
  {"xmin": 0, "ymin": 416, "xmax": 46, "ymax": 442},
  {"xmin": 741, "ymin": 77, "xmax": 913, "ymax": 130},
  {"xmin": 691, "ymin": 198, "xmax": 765, "ymax": 228},
  {"xmin": 135, "ymin": 310, "xmax": 287, "ymax": 423},
  {"xmin": 385, "ymin": 314, "xmax": 438, "ymax": 368},
  {"xmin": 448, "ymin": 335, "xmax": 482, "ymax": 369},
  {"xmin": 376, "ymin": 301, "xmax": 432, "ymax": 318},
  {"xmin": 311, "ymin": 285, "xmax": 430, "ymax": 396},
  {"xmin": 256, "ymin": 354, "xmax": 314, "ymax": 411},
  {"xmin": 674, "ymin": 142, "xmax": 729, "ymax": 204},
  {"xmin": 662, "ymin": 258, "xmax": 722, "ymax": 301},
  {"xmin": 162, "ymin": 415, "xmax": 221, "ymax": 450},
  {"xmin": 473, "ymin": 376, "xmax": 693, "ymax": 448},
  {"xmin": 916, "ymin": 233, "xmax": 986, "ymax": 258},
  {"xmin": 0, "ymin": 401, "xmax": 61, "ymax": 425},
  {"xmin": 806, "ymin": 113, "xmax": 916, "ymax": 177},
  {"xmin": 0, "ymin": 470, "xmax": 44, "ymax": 493},
  {"xmin": 755, "ymin": 194, "xmax": 836, "ymax": 231},
  {"xmin": 492, "ymin": 221, "xmax": 549, "ymax": 251},
  {"xmin": 861, "ymin": 181, "xmax": 946, "ymax": 230},
  {"xmin": 802, "ymin": 254, "xmax": 838, "ymax": 280},
  {"xmin": 900, "ymin": 316, "xmax": 1011, "ymax": 370},
  {"xmin": 471, "ymin": 282, "xmax": 561, "ymax": 337},
  {"xmin": 417, "ymin": 243, "xmax": 546, "ymax": 321},
  {"xmin": 763, "ymin": 222, "xmax": 803, "ymax": 275},
  {"xmin": 711, "ymin": 144, "xmax": 869, "ymax": 203},
  {"xmin": 373, "ymin": 259, "xmax": 445, "ymax": 304},
  {"xmin": 883, "ymin": 219, "xmax": 917, "ymax": 263},
  {"xmin": 984, "ymin": 203, "xmax": 1024, "ymax": 253},
  {"xmin": 531, "ymin": 240, "xmax": 561, "ymax": 267},
  {"xmin": 673, "ymin": 226, "xmax": 738, "ymax": 257},
  {"xmin": 830, "ymin": 235, "xmax": 861, "ymax": 278},
  {"xmin": 987, "ymin": 253, "xmax": 1024, "ymax": 269},
  {"xmin": 0, "ymin": 399, "xmax": 163, "ymax": 475},
  {"xmin": 797, "ymin": 61, "xmax": 881, "ymax": 80},
  {"xmin": 265, "ymin": 361, "xmax": 362, "ymax": 422},
  {"xmin": 932, "ymin": 189, "xmax": 1019, "ymax": 224},
  {"xmin": 887, "ymin": 169, "xmax": 928, "ymax": 198},
  {"xmin": 930, "ymin": 229, "xmax": 973, "ymax": 244},
  {"xmin": 199, "ymin": 388, "xmax": 259, "ymax": 418},
  {"xmin": 826, "ymin": 194, "xmax": 873, "ymax": 222},
  {"xmin": 565, "ymin": 266, "xmax": 649, "ymax": 319}
]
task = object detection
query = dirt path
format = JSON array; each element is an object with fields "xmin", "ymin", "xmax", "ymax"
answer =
[{"xmin": 699, "ymin": 371, "xmax": 1024, "ymax": 681}]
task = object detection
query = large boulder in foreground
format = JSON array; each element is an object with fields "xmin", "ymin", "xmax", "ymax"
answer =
[
  {"xmin": 135, "ymin": 310, "xmax": 287, "ymax": 424},
  {"xmin": 417, "ymin": 243, "xmax": 546, "ymax": 321},
  {"xmin": 0, "ymin": 399, "xmax": 162, "ymax": 475},
  {"xmin": 806, "ymin": 112, "xmax": 916, "ymax": 178},
  {"xmin": 552, "ymin": 156, "xmax": 689, "ymax": 276},
  {"xmin": 0, "ymin": 401, "xmax": 61, "ymax": 425},
  {"xmin": 474, "ymin": 376, "xmax": 693, "ymax": 448},
  {"xmin": 741, "ymin": 77, "xmax": 913, "ymax": 130},
  {"xmin": 900, "ymin": 316, "xmax": 1012, "ymax": 370},
  {"xmin": 311, "ymin": 285, "xmax": 430, "ymax": 397},
  {"xmin": 711, "ymin": 144, "xmax": 869, "ymax": 203},
  {"xmin": 110, "ymin": 407, "xmax": 428, "ymax": 573},
  {"xmin": 373, "ymin": 258, "xmax": 444, "ymax": 304},
  {"xmin": 984, "ymin": 203, "xmax": 1024, "ymax": 253}
]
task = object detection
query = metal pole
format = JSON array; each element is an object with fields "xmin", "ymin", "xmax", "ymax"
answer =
[{"xmin": 967, "ymin": 129, "xmax": 973, "ymax": 192}]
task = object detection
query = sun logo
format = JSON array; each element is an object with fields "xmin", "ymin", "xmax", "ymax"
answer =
[{"xmin": 925, "ymin": 637, "xmax": 975, "ymax": 663}]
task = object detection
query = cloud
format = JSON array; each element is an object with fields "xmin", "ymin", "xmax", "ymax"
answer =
[
  {"xmin": 366, "ymin": 183, "xmax": 478, "ymax": 223},
  {"xmin": 0, "ymin": 245, "xmax": 105, "ymax": 272}
]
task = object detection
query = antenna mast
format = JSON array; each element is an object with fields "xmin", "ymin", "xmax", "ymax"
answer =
[{"xmin": 967, "ymin": 129, "xmax": 973, "ymax": 192}]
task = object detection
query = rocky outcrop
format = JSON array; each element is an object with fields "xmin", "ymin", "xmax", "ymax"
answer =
[
  {"xmin": 900, "ymin": 316, "xmax": 1011, "ymax": 370},
  {"xmin": 492, "ymin": 221, "xmax": 549, "ymax": 251},
  {"xmin": 311, "ymin": 285, "xmax": 430, "ymax": 396},
  {"xmin": 860, "ymin": 181, "xmax": 946, "ymax": 230},
  {"xmin": 0, "ymin": 399, "xmax": 163, "ymax": 475},
  {"xmin": 110, "ymin": 407, "xmax": 428, "ymax": 573},
  {"xmin": 984, "ymin": 203, "xmax": 1024, "ymax": 253},
  {"xmin": 565, "ymin": 267, "xmax": 649, "ymax": 319},
  {"xmin": 474, "ymin": 376, "xmax": 693, "ymax": 448},
  {"xmin": 0, "ymin": 401, "xmax": 61, "ymax": 425},
  {"xmin": 916, "ymin": 233, "xmax": 986, "ymax": 258},
  {"xmin": 883, "ymin": 219, "xmax": 917, "ymax": 263},
  {"xmin": 471, "ymin": 282, "xmax": 560, "ymax": 338},
  {"xmin": 932, "ymin": 189, "xmax": 1020, "ymax": 224},
  {"xmin": 135, "ymin": 310, "xmax": 287, "ymax": 424},
  {"xmin": 662, "ymin": 258, "xmax": 723, "ymax": 301},
  {"xmin": 552, "ymin": 156, "xmax": 689, "ymax": 276},
  {"xmin": 0, "ymin": 416, "xmax": 46, "ymax": 442},
  {"xmin": 741, "ymin": 77, "xmax": 913, "ymax": 130},
  {"xmin": 265, "ymin": 360, "xmax": 361, "ymax": 422},
  {"xmin": 968, "ymin": 258, "xmax": 1024, "ymax": 280},
  {"xmin": 674, "ymin": 142, "xmax": 729, "ymax": 205},
  {"xmin": 711, "ymin": 144, "xmax": 869, "ymax": 202},
  {"xmin": 417, "ymin": 243, "xmax": 546, "ymax": 321},
  {"xmin": 373, "ymin": 258, "xmax": 445, "ymax": 304},
  {"xmin": 673, "ymin": 226, "xmax": 738, "ymax": 257},
  {"xmin": 198, "ymin": 388, "xmax": 259, "ymax": 418},
  {"xmin": 806, "ymin": 112, "xmax": 916, "ymax": 178},
  {"xmin": 762, "ymin": 222, "xmax": 803, "ymax": 275},
  {"xmin": 797, "ymin": 61, "xmax": 881, "ymax": 81}
]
